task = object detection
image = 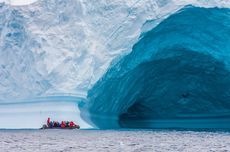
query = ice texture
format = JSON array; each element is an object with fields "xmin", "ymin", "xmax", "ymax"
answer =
[
  {"xmin": 0, "ymin": 0, "xmax": 230, "ymax": 100},
  {"xmin": 1, "ymin": 0, "xmax": 230, "ymax": 129},
  {"xmin": 0, "ymin": 96, "xmax": 91, "ymax": 129},
  {"xmin": 81, "ymin": 6, "xmax": 230, "ymax": 129}
]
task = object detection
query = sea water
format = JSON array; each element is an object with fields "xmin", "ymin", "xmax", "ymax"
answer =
[{"xmin": 0, "ymin": 129, "xmax": 229, "ymax": 152}]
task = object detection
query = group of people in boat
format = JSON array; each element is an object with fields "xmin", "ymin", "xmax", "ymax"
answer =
[{"xmin": 42, "ymin": 117, "xmax": 80, "ymax": 129}]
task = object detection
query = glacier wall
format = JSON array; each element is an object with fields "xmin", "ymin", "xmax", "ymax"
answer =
[
  {"xmin": 1, "ymin": 0, "xmax": 230, "ymax": 128},
  {"xmin": 81, "ymin": 6, "xmax": 230, "ymax": 129},
  {"xmin": 1, "ymin": 0, "xmax": 230, "ymax": 101}
]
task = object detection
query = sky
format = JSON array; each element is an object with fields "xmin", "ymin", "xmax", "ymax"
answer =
[{"xmin": 0, "ymin": 0, "xmax": 37, "ymax": 6}]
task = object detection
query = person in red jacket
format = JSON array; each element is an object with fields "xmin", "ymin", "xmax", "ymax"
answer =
[
  {"xmin": 47, "ymin": 117, "xmax": 50, "ymax": 127},
  {"xmin": 69, "ymin": 121, "xmax": 74, "ymax": 127},
  {"xmin": 61, "ymin": 121, "xmax": 66, "ymax": 128}
]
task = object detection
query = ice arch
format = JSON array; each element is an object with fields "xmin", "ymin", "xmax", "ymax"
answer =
[{"xmin": 80, "ymin": 6, "xmax": 230, "ymax": 129}]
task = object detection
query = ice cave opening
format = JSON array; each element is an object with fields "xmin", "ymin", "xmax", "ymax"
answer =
[
  {"xmin": 81, "ymin": 6, "xmax": 230, "ymax": 129},
  {"xmin": 119, "ymin": 49, "xmax": 230, "ymax": 128}
]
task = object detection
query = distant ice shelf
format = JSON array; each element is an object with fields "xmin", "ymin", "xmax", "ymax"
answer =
[{"xmin": 0, "ymin": 96, "xmax": 92, "ymax": 129}]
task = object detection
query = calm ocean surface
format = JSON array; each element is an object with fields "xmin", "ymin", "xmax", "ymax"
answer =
[{"xmin": 0, "ymin": 129, "xmax": 230, "ymax": 152}]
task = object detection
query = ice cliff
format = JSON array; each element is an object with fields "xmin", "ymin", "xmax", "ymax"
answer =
[
  {"xmin": 81, "ymin": 6, "xmax": 230, "ymax": 129},
  {"xmin": 1, "ymin": 0, "xmax": 229, "ymax": 101},
  {"xmin": 1, "ymin": 0, "xmax": 230, "ymax": 129}
]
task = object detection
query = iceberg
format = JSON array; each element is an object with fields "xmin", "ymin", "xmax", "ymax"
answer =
[
  {"xmin": 81, "ymin": 6, "xmax": 230, "ymax": 129},
  {"xmin": 1, "ymin": 0, "xmax": 230, "ymax": 129},
  {"xmin": 0, "ymin": 0, "xmax": 229, "ymax": 101}
]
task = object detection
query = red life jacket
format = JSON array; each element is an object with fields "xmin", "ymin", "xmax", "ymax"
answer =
[
  {"xmin": 61, "ymin": 121, "xmax": 66, "ymax": 128},
  {"xmin": 69, "ymin": 121, "xmax": 74, "ymax": 127},
  {"xmin": 47, "ymin": 117, "xmax": 50, "ymax": 126}
]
